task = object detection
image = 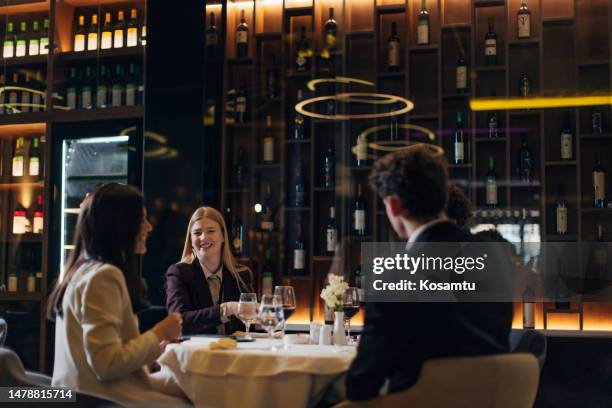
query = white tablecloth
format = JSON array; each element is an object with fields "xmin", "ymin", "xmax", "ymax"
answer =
[{"xmin": 158, "ymin": 336, "xmax": 356, "ymax": 408}]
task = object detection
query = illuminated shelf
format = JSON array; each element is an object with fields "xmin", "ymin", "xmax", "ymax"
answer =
[
  {"xmin": 0, "ymin": 54, "xmax": 47, "ymax": 66},
  {"xmin": 376, "ymin": 4, "xmax": 405, "ymax": 14},
  {"xmin": 0, "ymin": 0, "xmax": 49, "ymax": 15}
]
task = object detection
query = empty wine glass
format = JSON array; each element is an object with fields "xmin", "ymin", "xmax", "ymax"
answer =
[
  {"xmin": 343, "ymin": 287, "xmax": 360, "ymax": 342},
  {"xmin": 274, "ymin": 286, "xmax": 296, "ymax": 349},
  {"xmin": 258, "ymin": 294, "xmax": 284, "ymax": 351},
  {"xmin": 237, "ymin": 293, "xmax": 257, "ymax": 340}
]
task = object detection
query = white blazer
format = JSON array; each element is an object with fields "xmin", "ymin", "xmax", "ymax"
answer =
[{"xmin": 51, "ymin": 261, "xmax": 186, "ymax": 406}]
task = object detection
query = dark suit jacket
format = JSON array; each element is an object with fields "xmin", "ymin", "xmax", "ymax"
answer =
[
  {"xmin": 165, "ymin": 260, "xmax": 254, "ymax": 335},
  {"xmin": 346, "ymin": 221, "xmax": 513, "ymax": 401}
]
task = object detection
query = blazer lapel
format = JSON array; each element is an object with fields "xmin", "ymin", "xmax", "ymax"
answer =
[{"xmin": 192, "ymin": 260, "xmax": 214, "ymax": 308}]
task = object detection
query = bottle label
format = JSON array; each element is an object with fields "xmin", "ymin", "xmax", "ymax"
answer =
[
  {"xmin": 16, "ymin": 40, "xmax": 26, "ymax": 57},
  {"xmin": 3, "ymin": 41, "xmax": 14, "ymax": 58},
  {"xmin": 88, "ymin": 33, "xmax": 98, "ymax": 50},
  {"xmin": 101, "ymin": 32, "xmax": 112, "ymax": 49},
  {"xmin": 294, "ymin": 249, "xmax": 305, "ymax": 269},
  {"xmin": 388, "ymin": 41, "xmax": 400, "ymax": 67},
  {"xmin": 233, "ymin": 237, "xmax": 242, "ymax": 254},
  {"xmin": 523, "ymin": 302, "xmax": 535, "ymax": 328},
  {"xmin": 114, "ymin": 30, "xmax": 124, "ymax": 48},
  {"xmin": 32, "ymin": 94, "xmax": 41, "ymax": 112},
  {"xmin": 262, "ymin": 277, "xmax": 273, "ymax": 296},
  {"xmin": 261, "ymin": 221, "xmax": 273, "ymax": 231},
  {"xmin": 236, "ymin": 96, "xmax": 246, "ymax": 113},
  {"xmin": 296, "ymin": 54, "xmax": 306, "ymax": 68},
  {"xmin": 356, "ymin": 136, "xmax": 368, "ymax": 161},
  {"xmin": 112, "ymin": 87, "xmax": 122, "ymax": 107},
  {"xmin": 326, "ymin": 228, "xmax": 337, "ymax": 252},
  {"xmin": 207, "ymin": 33, "xmax": 218, "ymax": 47},
  {"xmin": 417, "ymin": 23, "xmax": 429, "ymax": 45},
  {"xmin": 127, "ymin": 28, "xmax": 138, "ymax": 47},
  {"xmin": 9, "ymin": 92, "xmax": 18, "ymax": 107},
  {"xmin": 486, "ymin": 181, "xmax": 497, "ymax": 205},
  {"xmin": 594, "ymin": 171, "xmax": 605, "ymax": 200},
  {"xmin": 13, "ymin": 215, "xmax": 26, "ymax": 234},
  {"xmin": 518, "ymin": 14, "xmax": 531, "ymax": 38},
  {"xmin": 12, "ymin": 156, "xmax": 23, "ymax": 176},
  {"xmin": 40, "ymin": 38, "xmax": 49, "ymax": 54},
  {"xmin": 7, "ymin": 275, "xmax": 17, "ymax": 292},
  {"xmin": 21, "ymin": 93, "xmax": 30, "ymax": 112},
  {"xmin": 263, "ymin": 138, "xmax": 274, "ymax": 162},
  {"xmin": 456, "ymin": 66, "xmax": 467, "ymax": 89},
  {"xmin": 485, "ymin": 39, "xmax": 497, "ymax": 56},
  {"xmin": 355, "ymin": 210, "xmax": 366, "ymax": 231},
  {"xmin": 96, "ymin": 85, "xmax": 107, "ymax": 108},
  {"xmin": 29, "ymin": 39, "xmax": 39, "ymax": 56},
  {"xmin": 82, "ymin": 88, "xmax": 92, "ymax": 109},
  {"xmin": 237, "ymin": 31, "xmax": 248, "ymax": 44},
  {"xmin": 74, "ymin": 35, "xmax": 85, "ymax": 52},
  {"xmin": 29, "ymin": 157, "xmax": 40, "ymax": 177},
  {"xmin": 561, "ymin": 132, "xmax": 572, "ymax": 159},
  {"xmin": 34, "ymin": 216, "xmax": 43, "ymax": 234},
  {"xmin": 67, "ymin": 90, "xmax": 77, "ymax": 109},
  {"xmin": 125, "ymin": 85, "xmax": 136, "ymax": 106},
  {"xmin": 27, "ymin": 275, "xmax": 36, "ymax": 292},
  {"xmin": 326, "ymin": 33, "xmax": 336, "ymax": 48},
  {"xmin": 556, "ymin": 207, "xmax": 567, "ymax": 234},
  {"xmin": 454, "ymin": 141, "xmax": 464, "ymax": 161}
]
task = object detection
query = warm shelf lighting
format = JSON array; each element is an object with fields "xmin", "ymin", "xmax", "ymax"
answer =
[{"xmin": 470, "ymin": 95, "xmax": 612, "ymax": 111}]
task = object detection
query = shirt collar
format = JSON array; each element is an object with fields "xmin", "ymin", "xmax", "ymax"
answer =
[
  {"xmin": 407, "ymin": 216, "xmax": 448, "ymax": 244},
  {"xmin": 201, "ymin": 262, "xmax": 223, "ymax": 282}
]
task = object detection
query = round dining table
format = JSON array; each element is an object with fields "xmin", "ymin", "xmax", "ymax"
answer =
[{"xmin": 157, "ymin": 335, "xmax": 356, "ymax": 408}]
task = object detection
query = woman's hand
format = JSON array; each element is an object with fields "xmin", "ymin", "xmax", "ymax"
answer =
[
  {"xmin": 221, "ymin": 301, "xmax": 239, "ymax": 317},
  {"xmin": 152, "ymin": 312, "xmax": 182, "ymax": 342}
]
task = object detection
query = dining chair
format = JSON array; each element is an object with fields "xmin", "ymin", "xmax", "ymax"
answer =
[
  {"xmin": 334, "ymin": 353, "xmax": 539, "ymax": 408},
  {"xmin": 0, "ymin": 318, "xmax": 7, "ymax": 346},
  {"xmin": 510, "ymin": 329, "xmax": 547, "ymax": 370}
]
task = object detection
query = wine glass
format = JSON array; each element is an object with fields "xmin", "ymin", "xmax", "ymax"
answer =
[
  {"xmin": 343, "ymin": 287, "xmax": 360, "ymax": 342},
  {"xmin": 257, "ymin": 294, "xmax": 284, "ymax": 351},
  {"xmin": 274, "ymin": 286, "xmax": 296, "ymax": 348},
  {"xmin": 237, "ymin": 293, "xmax": 257, "ymax": 340}
]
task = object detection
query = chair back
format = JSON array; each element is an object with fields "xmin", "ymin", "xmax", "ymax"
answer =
[
  {"xmin": 0, "ymin": 318, "xmax": 7, "ymax": 346},
  {"xmin": 335, "ymin": 353, "xmax": 539, "ymax": 408},
  {"xmin": 0, "ymin": 346, "xmax": 29, "ymax": 386},
  {"xmin": 510, "ymin": 329, "xmax": 547, "ymax": 370}
]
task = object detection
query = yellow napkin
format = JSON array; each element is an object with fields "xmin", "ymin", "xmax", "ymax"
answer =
[{"xmin": 209, "ymin": 337, "xmax": 238, "ymax": 350}]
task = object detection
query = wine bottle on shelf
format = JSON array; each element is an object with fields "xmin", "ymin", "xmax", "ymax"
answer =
[
  {"xmin": 326, "ymin": 206, "xmax": 338, "ymax": 254},
  {"xmin": 0, "ymin": 73, "xmax": 5, "ymax": 115},
  {"xmin": 263, "ymin": 115, "xmax": 275, "ymax": 164},
  {"xmin": 236, "ymin": 9, "xmax": 249, "ymax": 58},
  {"xmin": 260, "ymin": 182, "xmax": 274, "ymax": 232},
  {"xmin": 125, "ymin": 63, "xmax": 137, "ymax": 107},
  {"xmin": 293, "ymin": 223, "xmax": 306, "ymax": 276},
  {"xmin": 232, "ymin": 216, "xmax": 248, "ymax": 256},
  {"xmin": 266, "ymin": 55, "xmax": 279, "ymax": 100},
  {"xmin": 555, "ymin": 185, "xmax": 567, "ymax": 235},
  {"xmin": 324, "ymin": 8, "xmax": 338, "ymax": 52},
  {"xmin": 296, "ymin": 25, "xmax": 310, "ymax": 72},
  {"xmin": 21, "ymin": 71, "xmax": 31, "ymax": 113},
  {"xmin": 7, "ymin": 72, "xmax": 20, "ymax": 113},
  {"xmin": 354, "ymin": 183, "xmax": 367, "ymax": 236},
  {"xmin": 12, "ymin": 136, "xmax": 25, "ymax": 177},
  {"xmin": 235, "ymin": 83, "xmax": 247, "ymax": 123},
  {"xmin": 7, "ymin": 271, "xmax": 18, "ymax": 292},
  {"xmin": 484, "ymin": 18, "xmax": 497, "ymax": 66},
  {"xmin": 593, "ymin": 152, "xmax": 606, "ymax": 208},
  {"xmin": 456, "ymin": 48, "xmax": 467, "ymax": 93},
  {"xmin": 560, "ymin": 112, "xmax": 573, "ymax": 160},
  {"xmin": 518, "ymin": 135, "xmax": 533, "ymax": 182},
  {"xmin": 519, "ymin": 66, "xmax": 531, "ymax": 97},
  {"xmin": 487, "ymin": 97, "xmax": 499, "ymax": 138},
  {"xmin": 323, "ymin": 142, "xmax": 335, "ymax": 188},
  {"xmin": 29, "ymin": 136, "xmax": 41, "ymax": 177},
  {"xmin": 485, "ymin": 156, "xmax": 498, "ymax": 208},
  {"xmin": 517, "ymin": 0, "xmax": 531, "ymax": 39},
  {"xmin": 26, "ymin": 250, "xmax": 36, "ymax": 292},
  {"xmin": 87, "ymin": 13, "xmax": 99, "ymax": 51},
  {"xmin": 127, "ymin": 8, "xmax": 140, "ymax": 47},
  {"xmin": 66, "ymin": 67, "xmax": 78, "ymax": 110},
  {"xmin": 13, "ymin": 196, "xmax": 27, "ymax": 234},
  {"xmin": 73, "ymin": 14, "xmax": 86, "ymax": 52},
  {"xmin": 16, "ymin": 20, "xmax": 27, "ymax": 57},
  {"xmin": 81, "ymin": 66, "xmax": 93, "ymax": 109},
  {"xmin": 234, "ymin": 147, "xmax": 247, "ymax": 188},
  {"xmin": 356, "ymin": 134, "xmax": 368, "ymax": 167},
  {"xmin": 593, "ymin": 224, "xmax": 608, "ymax": 279},
  {"xmin": 114, "ymin": 10, "xmax": 126, "ymax": 48},
  {"xmin": 3, "ymin": 21, "xmax": 15, "ymax": 58},
  {"xmin": 101, "ymin": 12, "xmax": 113, "ymax": 50},
  {"xmin": 522, "ymin": 284, "xmax": 535, "ymax": 329},
  {"xmin": 141, "ymin": 20, "xmax": 147, "ymax": 46},
  {"xmin": 294, "ymin": 164, "xmax": 306, "ymax": 207},
  {"xmin": 33, "ymin": 194, "xmax": 43, "ymax": 234},
  {"xmin": 387, "ymin": 22, "xmax": 400, "ymax": 72},
  {"xmin": 454, "ymin": 112, "xmax": 465, "ymax": 164},
  {"xmin": 591, "ymin": 108, "xmax": 603, "ymax": 135},
  {"xmin": 31, "ymin": 71, "xmax": 44, "ymax": 112},
  {"xmin": 293, "ymin": 89, "xmax": 305, "ymax": 139},
  {"xmin": 262, "ymin": 249, "xmax": 273, "ymax": 296},
  {"xmin": 417, "ymin": 0, "xmax": 429, "ymax": 45},
  {"xmin": 40, "ymin": 18, "xmax": 49, "ymax": 55},
  {"xmin": 206, "ymin": 12, "xmax": 219, "ymax": 52},
  {"xmin": 29, "ymin": 20, "xmax": 40, "ymax": 56}
]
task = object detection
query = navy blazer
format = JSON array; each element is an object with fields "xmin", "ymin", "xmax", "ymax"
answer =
[{"xmin": 165, "ymin": 260, "xmax": 253, "ymax": 335}]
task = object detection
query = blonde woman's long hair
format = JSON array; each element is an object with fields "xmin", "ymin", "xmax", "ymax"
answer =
[{"xmin": 180, "ymin": 207, "xmax": 249, "ymax": 291}]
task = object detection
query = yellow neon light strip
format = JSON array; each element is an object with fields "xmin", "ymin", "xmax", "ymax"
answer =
[{"xmin": 470, "ymin": 95, "xmax": 612, "ymax": 111}]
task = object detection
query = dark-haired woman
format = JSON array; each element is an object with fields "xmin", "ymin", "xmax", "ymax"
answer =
[{"xmin": 48, "ymin": 183, "xmax": 188, "ymax": 406}]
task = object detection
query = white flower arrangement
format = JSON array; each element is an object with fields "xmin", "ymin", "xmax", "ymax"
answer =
[{"xmin": 320, "ymin": 274, "xmax": 349, "ymax": 312}]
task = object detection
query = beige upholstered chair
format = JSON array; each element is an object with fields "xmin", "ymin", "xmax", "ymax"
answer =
[{"xmin": 335, "ymin": 353, "xmax": 539, "ymax": 408}]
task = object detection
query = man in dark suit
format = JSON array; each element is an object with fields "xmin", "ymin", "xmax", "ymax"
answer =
[{"xmin": 345, "ymin": 145, "xmax": 513, "ymax": 401}]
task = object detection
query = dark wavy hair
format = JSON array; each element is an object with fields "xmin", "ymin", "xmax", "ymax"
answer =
[
  {"xmin": 369, "ymin": 145, "xmax": 448, "ymax": 220},
  {"xmin": 446, "ymin": 184, "xmax": 473, "ymax": 227},
  {"xmin": 48, "ymin": 183, "xmax": 146, "ymax": 320}
]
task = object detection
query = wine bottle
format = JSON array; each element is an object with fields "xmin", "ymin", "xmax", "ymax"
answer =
[
  {"xmin": 517, "ymin": 0, "xmax": 531, "ymax": 39},
  {"xmin": 15, "ymin": 21, "xmax": 27, "ymax": 57},
  {"xmin": 114, "ymin": 10, "xmax": 126, "ymax": 48},
  {"xmin": 296, "ymin": 26, "xmax": 310, "ymax": 72},
  {"xmin": 518, "ymin": 135, "xmax": 533, "ymax": 182},
  {"xmin": 560, "ymin": 112, "xmax": 573, "ymax": 160},
  {"xmin": 33, "ymin": 194, "xmax": 43, "ymax": 234},
  {"xmin": 593, "ymin": 224, "xmax": 608, "ymax": 279},
  {"xmin": 417, "ymin": 0, "xmax": 429, "ymax": 45},
  {"xmin": 66, "ymin": 67, "xmax": 78, "ymax": 110},
  {"xmin": 485, "ymin": 156, "xmax": 498, "ymax": 208},
  {"xmin": 555, "ymin": 185, "xmax": 567, "ymax": 235},
  {"xmin": 232, "ymin": 216, "xmax": 247, "ymax": 256},
  {"xmin": 522, "ymin": 284, "xmax": 535, "ymax": 329},
  {"xmin": 127, "ymin": 8, "xmax": 140, "ymax": 47},
  {"xmin": 593, "ymin": 152, "xmax": 606, "ymax": 208},
  {"xmin": 40, "ymin": 18, "xmax": 49, "ymax": 55},
  {"xmin": 294, "ymin": 164, "xmax": 306, "ymax": 207},
  {"xmin": 13, "ymin": 195, "xmax": 27, "ymax": 234},
  {"xmin": 487, "ymin": 109, "xmax": 499, "ymax": 138},
  {"xmin": 519, "ymin": 67, "xmax": 531, "ymax": 97},
  {"xmin": 294, "ymin": 224, "xmax": 306, "ymax": 276},
  {"xmin": 456, "ymin": 48, "xmax": 467, "ymax": 93},
  {"xmin": 101, "ymin": 13, "xmax": 113, "ymax": 49},
  {"xmin": 356, "ymin": 134, "xmax": 368, "ymax": 167},
  {"xmin": 29, "ymin": 20, "xmax": 40, "ymax": 56},
  {"xmin": 236, "ymin": 10, "xmax": 249, "ymax": 58},
  {"xmin": 262, "ymin": 249, "xmax": 273, "ymax": 296},
  {"xmin": 206, "ymin": 12, "xmax": 218, "ymax": 53},
  {"xmin": 293, "ymin": 90, "xmax": 305, "ymax": 139},
  {"xmin": 324, "ymin": 8, "xmax": 338, "ymax": 52},
  {"xmin": 235, "ymin": 83, "xmax": 247, "ymax": 123},
  {"xmin": 7, "ymin": 72, "xmax": 20, "ymax": 113},
  {"xmin": 234, "ymin": 147, "xmax": 247, "ymax": 188},
  {"xmin": 266, "ymin": 55, "xmax": 278, "ymax": 100},
  {"xmin": 81, "ymin": 65, "xmax": 93, "ymax": 109},
  {"xmin": 388, "ymin": 22, "xmax": 400, "ymax": 72},
  {"xmin": 21, "ymin": 71, "xmax": 31, "ymax": 113},
  {"xmin": 87, "ymin": 14, "xmax": 99, "ymax": 51},
  {"xmin": 592, "ymin": 108, "xmax": 603, "ymax": 135},
  {"xmin": 3, "ymin": 21, "xmax": 15, "ymax": 58},
  {"xmin": 260, "ymin": 182, "xmax": 274, "ymax": 231},
  {"xmin": 12, "ymin": 136, "xmax": 25, "ymax": 177},
  {"xmin": 73, "ymin": 15, "xmax": 86, "ymax": 52},
  {"xmin": 29, "ymin": 136, "xmax": 41, "ymax": 177},
  {"xmin": 263, "ymin": 115, "xmax": 274, "ymax": 163},
  {"xmin": 484, "ymin": 19, "xmax": 497, "ymax": 66},
  {"xmin": 454, "ymin": 112, "xmax": 465, "ymax": 164},
  {"xmin": 125, "ymin": 63, "xmax": 137, "ymax": 107},
  {"xmin": 0, "ymin": 73, "xmax": 5, "ymax": 114},
  {"xmin": 323, "ymin": 142, "xmax": 335, "ymax": 188},
  {"xmin": 326, "ymin": 206, "xmax": 338, "ymax": 254},
  {"xmin": 32, "ymin": 71, "xmax": 43, "ymax": 112},
  {"xmin": 354, "ymin": 183, "xmax": 367, "ymax": 236}
]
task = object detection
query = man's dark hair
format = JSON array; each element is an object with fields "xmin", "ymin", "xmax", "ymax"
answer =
[
  {"xmin": 369, "ymin": 145, "xmax": 448, "ymax": 219},
  {"xmin": 446, "ymin": 184, "xmax": 473, "ymax": 227}
]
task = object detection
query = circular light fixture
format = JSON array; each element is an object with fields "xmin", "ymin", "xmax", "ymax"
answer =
[
  {"xmin": 306, "ymin": 76, "xmax": 375, "ymax": 91},
  {"xmin": 295, "ymin": 92, "xmax": 413, "ymax": 121},
  {"xmin": 358, "ymin": 123, "xmax": 437, "ymax": 143}
]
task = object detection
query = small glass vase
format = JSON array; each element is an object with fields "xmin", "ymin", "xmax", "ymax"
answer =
[{"xmin": 332, "ymin": 311, "xmax": 347, "ymax": 346}]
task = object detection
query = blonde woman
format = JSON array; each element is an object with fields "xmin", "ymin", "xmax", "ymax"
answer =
[{"xmin": 165, "ymin": 207, "xmax": 254, "ymax": 334}]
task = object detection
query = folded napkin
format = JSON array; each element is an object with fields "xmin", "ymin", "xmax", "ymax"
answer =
[{"xmin": 209, "ymin": 337, "xmax": 238, "ymax": 350}]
